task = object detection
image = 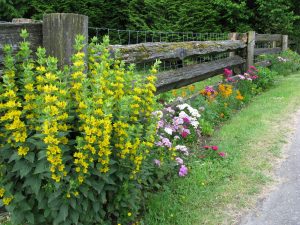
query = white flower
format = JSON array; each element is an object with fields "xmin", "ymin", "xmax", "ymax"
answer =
[
  {"xmin": 177, "ymin": 103, "xmax": 189, "ymax": 110},
  {"xmin": 175, "ymin": 145, "xmax": 189, "ymax": 155},
  {"xmin": 164, "ymin": 127, "xmax": 173, "ymax": 135},
  {"xmin": 191, "ymin": 120, "xmax": 199, "ymax": 128}
]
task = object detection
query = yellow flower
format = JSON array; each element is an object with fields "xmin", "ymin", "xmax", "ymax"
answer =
[
  {"xmin": 0, "ymin": 188, "xmax": 5, "ymax": 197},
  {"xmin": 17, "ymin": 146, "xmax": 29, "ymax": 156},
  {"xmin": 3, "ymin": 196, "xmax": 13, "ymax": 205},
  {"xmin": 74, "ymin": 60, "xmax": 84, "ymax": 67},
  {"xmin": 128, "ymin": 212, "xmax": 132, "ymax": 217},
  {"xmin": 36, "ymin": 66, "xmax": 46, "ymax": 72}
]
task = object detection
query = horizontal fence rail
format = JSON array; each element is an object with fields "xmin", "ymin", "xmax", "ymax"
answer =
[
  {"xmin": 0, "ymin": 13, "xmax": 292, "ymax": 94},
  {"xmin": 109, "ymin": 40, "xmax": 246, "ymax": 64}
]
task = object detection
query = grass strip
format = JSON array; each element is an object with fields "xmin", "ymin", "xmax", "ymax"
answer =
[{"xmin": 143, "ymin": 73, "xmax": 300, "ymax": 225}]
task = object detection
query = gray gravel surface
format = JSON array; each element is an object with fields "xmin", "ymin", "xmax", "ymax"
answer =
[{"xmin": 239, "ymin": 116, "xmax": 300, "ymax": 225}]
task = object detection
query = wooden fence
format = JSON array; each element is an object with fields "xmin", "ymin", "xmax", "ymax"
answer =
[{"xmin": 0, "ymin": 13, "xmax": 290, "ymax": 93}]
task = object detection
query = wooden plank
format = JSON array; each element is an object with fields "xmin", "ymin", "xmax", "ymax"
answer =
[
  {"xmin": 156, "ymin": 55, "xmax": 245, "ymax": 93},
  {"xmin": 256, "ymin": 34, "xmax": 282, "ymax": 42},
  {"xmin": 247, "ymin": 31, "xmax": 255, "ymax": 68},
  {"xmin": 255, "ymin": 60, "xmax": 272, "ymax": 67},
  {"xmin": 254, "ymin": 47, "xmax": 282, "ymax": 56},
  {"xmin": 0, "ymin": 23, "xmax": 43, "ymax": 65},
  {"xmin": 43, "ymin": 13, "xmax": 88, "ymax": 68},
  {"xmin": 110, "ymin": 40, "xmax": 246, "ymax": 64}
]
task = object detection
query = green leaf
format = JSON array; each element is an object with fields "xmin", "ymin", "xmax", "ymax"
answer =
[
  {"xmin": 79, "ymin": 185, "xmax": 89, "ymax": 198},
  {"xmin": 12, "ymin": 159, "xmax": 32, "ymax": 178},
  {"xmin": 37, "ymin": 150, "xmax": 47, "ymax": 160},
  {"xmin": 8, "ymin": 152, "xmax": 20, "ymax": 163},
  {"xmin": 70, "ymin": 209, "xmax": 79, "ymax": 224},
  {"xmin": 25, "ymin": 212, "xmax": 35, "ymax": 224},
  {"xmin": 88, "ymin": 191, "xmax": 95, "ymax": 202},
  {"xmin": 54, "ymin": 204, "xmax": 68, "ymax": 224},
  {"xmin": 23, "ymin": 175, "xmax": 41, "ymax": 195},
  {"xmin": 19, "ymin": 200, "xmax": 32, "ymax": 211},
  {"xmin": 25, "ymin": 152, "xmax": 35, "ymax": 163},
  {"xmin": 34, "ymin": 160, "xmax": 49, "ymax": 174},
  {"xmin": 70, "ymin": 198, "xmax": 76, "ymax": 209},
  {"xmin": 92, "ymin": 201, "xmax": 100, "ymax": 213}
]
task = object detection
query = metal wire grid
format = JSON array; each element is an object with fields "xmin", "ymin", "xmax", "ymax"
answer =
[
  {"xmin": 255, "ymin": 41, "xmax": 276, "ymax": 49},
  {"xmin": 134, "ymin": 52, "xmax": 231, "ymax": 72},
  {"xmin": 89, "ymin": 27, "xmax": 229, "ymax": 45}
]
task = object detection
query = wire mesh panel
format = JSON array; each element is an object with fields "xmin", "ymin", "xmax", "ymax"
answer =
[{"xmin": 89, "ymin": 27, "xmax": 229, "ymax": 45}]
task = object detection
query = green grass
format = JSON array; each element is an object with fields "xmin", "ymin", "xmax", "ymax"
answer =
[{"xmin": 143, "ymin": 73, "xmax": 300, "ymax": 225}]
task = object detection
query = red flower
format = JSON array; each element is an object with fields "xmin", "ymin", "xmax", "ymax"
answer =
[
  {"xmin": 211, "ymin": 146, "xmax": 218, "ymax": 151},
  {"xmin": 203, "ymin": 145, "xmax": 210, "ymax": 149}
]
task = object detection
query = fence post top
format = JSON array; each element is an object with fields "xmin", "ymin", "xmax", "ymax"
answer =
[{"xmin": 43, "ymin": 13, "xmax": 88, "ymax": 20}]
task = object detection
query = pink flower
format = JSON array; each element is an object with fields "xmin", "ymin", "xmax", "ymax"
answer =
[
  {"xmin": 226, "ymin": 77, "xmax": 235, "ymax": 82},
  {"xmin": 154, "ymin": 159, "xmax": 161, "ymax": 166},
  {"xmin": 249, "ymin": 66, "xmax": 257, "ymax": 71},
  {"xmin": 183, "ymin": 117, "xmax": 191, "ymax": 124},
  {"xmin": 181, "ymin": 131, "xmax": 189, "ymax": 138},
  {"xmin": 218, "ymin": 152, "xmax": 226, "ymax": 157},
  {"xmin": 175, "ymin": 157, "xmax": 184, "ymax": 165},
  {"xmin": 179, "ymin": 165, "xmax": 188, "ymax": 177},
  {"xmin": 203, "ymin": 145, "xmax": 210, "ymax": 149},
  {"xmin": 211, "ymin": 146, "xmax": 218, "ymax": 151},
  {"xmin": 224, "ymin": 68, "xmax": 233, "ymax": 78}
]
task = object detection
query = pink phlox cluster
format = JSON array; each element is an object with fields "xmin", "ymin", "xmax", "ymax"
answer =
[
  {"xmin": 179, "ymin": 165, "xmax": 188, "ymax": 177},
  {"xmin": 156, "ymin": 136, "xmax": 172, "ymax": 148},
  {"xmin": 175, "ymin": 157, "xmax": 184, "ymax": 165}
]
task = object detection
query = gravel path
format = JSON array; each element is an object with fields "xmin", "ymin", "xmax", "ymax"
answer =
[{"xmin": 239, "ymin": 113, "xmax": 300, "ymax": 225}]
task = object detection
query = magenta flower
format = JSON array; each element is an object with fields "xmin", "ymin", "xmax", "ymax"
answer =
[
  {"xmin": 175, "ymin": 157, "xmax": 184, "ymax": 165},
  {"xmin": 181, "ymin": 131, "xmax": 189, "ymax": 138},
  {"xmin": 183, "ymin": 117, "xmax": 191, "ymax": 124},
  {"xmin": 218, "ymin": 152, "xmax": 226, "ymax": 157},
  {"xmin": 224, "ymin": 68, "xmax": 233, "ymax": 78},
  {"xmin": 211, "ymin": 146, "xmax": 218, "ymax": 151},
  {"xmin": 179, "ymin": 165, "xmax": 188, "ymax": 177},
  {"xmin": 154, "ymin": 159, "xmax": 161, "ymax": 166}
]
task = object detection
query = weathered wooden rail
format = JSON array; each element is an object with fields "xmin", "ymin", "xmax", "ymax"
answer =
[{"xmin": 0, "ymin": 13, "xmax": 291, "ymax": 94}]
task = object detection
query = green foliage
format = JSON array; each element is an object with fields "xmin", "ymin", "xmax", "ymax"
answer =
[
  {"xmin": 255, "ymin": 67, "xmax": 278, "ymax": 90},
  {"xmin": 260, "ymin": 50, "xmax": 300, "ymax": 76},
  {"xmin": 0, "ymin": 0, "xmax": 299, "ymax": 36},
  {"xmin": 0, "ymin": 31, "xmax": 160, "ymax": 225},
  {"xmin": 199, "ymin": 119, "xmax": 214, "ymax": 136}
]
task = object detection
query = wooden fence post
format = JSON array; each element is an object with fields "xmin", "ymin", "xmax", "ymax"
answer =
[
  {"xmin": 282, "ymin": 35, "xmax": 288, "ymax": 51},
  {"xmin": 247, "ymin": 31, "xmax": 256, "ymax": 69},
  {"xmin": 228, "ymin": 33, "xmax": 237, "ymax": 57},
  {"xmin": 43, "ymin": 13, "xmax": 88, "ymax": 68}
]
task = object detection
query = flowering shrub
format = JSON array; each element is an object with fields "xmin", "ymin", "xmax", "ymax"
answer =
[
  {"xmin": 260, "ymin": 50, "xmax": 300, "ymax": 76},
  {"xmin": 0, "ymin": 30, "xmax": 161, "ymax": 225},
  {"xmin": 152, "ymin": 103, "xmax": 201, "ymax": 177}
]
